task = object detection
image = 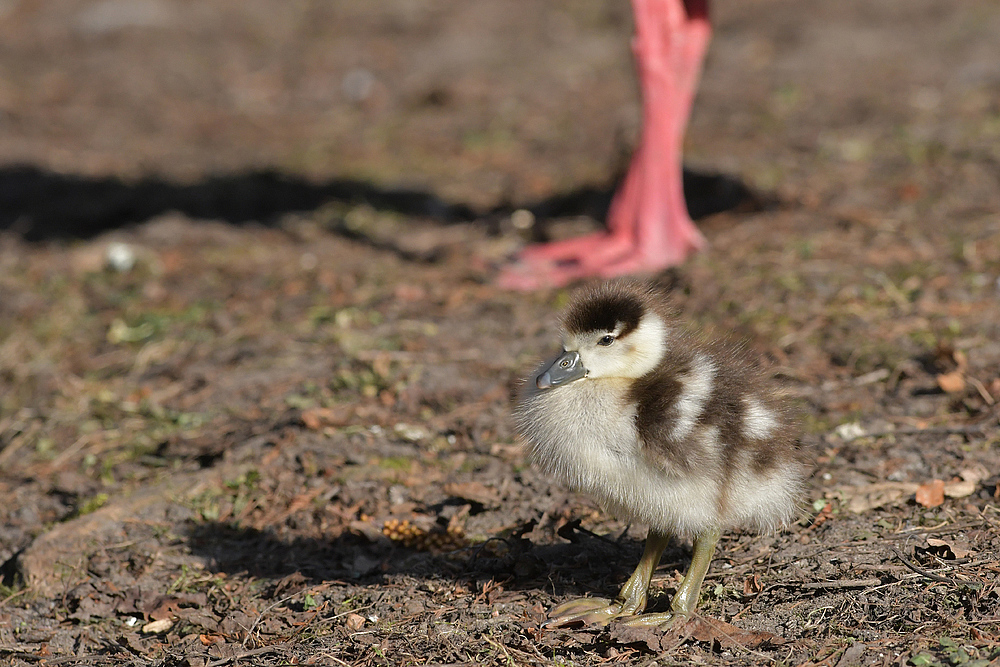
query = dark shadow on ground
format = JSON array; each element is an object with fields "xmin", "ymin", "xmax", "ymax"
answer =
[
  {"xmin": 0, "ymin": 164, "xmax": 768, "ymax": 246},
  {"xmin": 187, "ymin": 519, "xmax": 693, "ymax": 605}
]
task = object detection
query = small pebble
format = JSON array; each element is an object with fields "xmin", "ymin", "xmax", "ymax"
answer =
[
  {"xmin": 342, "ymin": 68, "xmax": 376, "ymax": 103},
  {"xmin": 834, "ymin": 422, "xmax": 866, "ymax": 442},
  {"xmin": 105, "ymin": 242, "xmax": 136, "ymax": 272},
  {"xmin": 511, "ymin": 209, "xmax": 535, "ymax": 230},
  {"xmin": 394, "ymin": 422, "xmax": 429, "ymax": 443}
]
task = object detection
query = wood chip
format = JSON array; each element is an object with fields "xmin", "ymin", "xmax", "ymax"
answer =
[
  {"xmin": 915, "ymin": 479, "xmax": 945, "ymax": 508},
  {"xmin": 141, "ymin": 618, "xmax": 174, "ymax": 634},
  {"xmin": 936, "ymin": 371, "xmax": 965, "ymax": 394}
]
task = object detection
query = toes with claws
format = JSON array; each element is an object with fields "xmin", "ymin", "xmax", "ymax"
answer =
[{"xmin": 545, "ymin": 596, "xmax": 645, "ymax": 627}]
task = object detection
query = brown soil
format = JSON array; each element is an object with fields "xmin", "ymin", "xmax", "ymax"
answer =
[{"xmin": 1, "ymin": 1, "xmax": 999, "ymax": 665}]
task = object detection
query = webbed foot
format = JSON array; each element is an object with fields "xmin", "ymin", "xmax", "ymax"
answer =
[
  {"xmin": 546, "ymin": 597, "xmax": 637, "ymax": 627},
  {"xmin": 545, "ymin": 532, "xmax": 675, "ymax": 628},
  {"xmin": 619, "ymin": 610, "xmax": 685, "ymax": 629}
]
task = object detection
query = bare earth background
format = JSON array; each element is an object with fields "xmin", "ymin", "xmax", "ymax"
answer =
[{"xmin": 1, "ymin": 0, "xmax": 999, "ymax": 665}]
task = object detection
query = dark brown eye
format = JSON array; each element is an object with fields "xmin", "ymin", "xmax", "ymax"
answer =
[{"xmin": 598, "ymin": 335, "xmax": 615, "ymax": 346}]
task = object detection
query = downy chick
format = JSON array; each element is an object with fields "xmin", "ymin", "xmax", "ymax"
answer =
[{"xmin": 514, "ymin": 279, "xmax": 809, "ymax": 627}]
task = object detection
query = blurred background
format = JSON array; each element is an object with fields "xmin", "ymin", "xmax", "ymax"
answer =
[
  {"xmin": 3, "ymin": 0, "xmax": 998, "ymax": 240},
  {"xmin": 2, "ymin": 1, "xmax": 1000, "ymax": 663}
]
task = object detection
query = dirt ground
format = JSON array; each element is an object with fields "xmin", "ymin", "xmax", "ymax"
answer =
[{"xmin": 1, "ymin": 0, "xmax": 1000, "ymax": 665}]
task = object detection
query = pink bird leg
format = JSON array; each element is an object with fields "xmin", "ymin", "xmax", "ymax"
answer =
[{"xmin": 498, "ymin": 0, "xmax": 711, "ymax": 290}]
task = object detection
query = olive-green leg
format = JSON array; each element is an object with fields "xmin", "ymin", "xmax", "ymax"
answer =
[{"xmin": 621, "ymin": 526, "xmax": 720, "ymax": 627}]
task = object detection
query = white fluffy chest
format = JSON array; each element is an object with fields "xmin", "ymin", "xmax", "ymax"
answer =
[
  {"xmin": 514, "ymin": 379, "xmax": 720, "ymax": 536},
  {"xmin": 518, "ymin": 379, "xmax": 639, "ymax": 481}
]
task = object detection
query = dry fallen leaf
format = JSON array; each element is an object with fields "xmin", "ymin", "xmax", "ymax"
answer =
[
  {"xmin": 609, "ymin": 622, "xmax": 665, "ymax": 652},
  {"xmin": 394, "ymin": 283, "xmax": 427, "ymax": 301},
  {"xmin": 686, "ymin": 617, "xmax": 786, "ymax": 649},
  {"xmin": 828, "ymin": 482, "xmax": 919, "ymax": 513},
  {"xmin": 926, "ymin": 537, "xmax": 974, "ymax": 559},
  {"xmin": 915, "ymin": 479, "xmax": 945, "ymax": 508},
  {"xmin": 145, "ymin": 594, "xmax": 204, "ymax": 622},
  {"xmin": 944, "ymin": 479, "xmax": 976, "ymax": 498},
  {"xmin": 835, "ymin": 468, "xmax": 986, "ymax": 513},
  {"xmin": 300, "ymin": 407, "xmax": 351, "ymax": 430},
  {"xmin": 936, "ymin": 371, "xmax": 965, "ymax": 394},
  {"xmin": 944, "ymin": 467, "xmax": 988, "ymax": 498},
  {"xmin": 609, "ymin": 616, "xmax": 785, "ymax": 652}
]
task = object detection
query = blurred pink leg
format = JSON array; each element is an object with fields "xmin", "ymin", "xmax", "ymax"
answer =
[
  {"xmin": 601, "ymin": 0, "xmax": 709, "ymax": 276},
  {"xmin": 497, "ymin": 0, "xmax": 711, "ymax": 291}
]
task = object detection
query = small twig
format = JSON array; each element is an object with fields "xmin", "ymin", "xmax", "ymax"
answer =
[
  {"xmin": 886, "ymin": 521, "xmax": 987, "ymax": 540},
  {"xmin": 244, "ymin": 586, "xmax": 358, "ymax": 646},
  {"xmin": 0, "ymin": 587, "xmax": 29, "ymax": 609},
  {"xmin": 329, "ymin": 601, "xmax": 376, "ymax": 621},
  {"xmin": 800, "ymin": 578, "xmax": 882, "ymax": 589},
  {"xmin": 891, "ymin": 548, "xmax": 966, "ymax": 585},
  {"xmin": 558, "ymin": 518, "xmax": 623, "ymax": 548},
  {"xmin": 48, "ymin": 433, "xmax": 95, "ymax": 468},
  {"xmin": 471, "ymin": 536, "xmax": 516, "ymax": 565},
  {"xmin": 862, "ymin": 423, "xmax": 990, "ymax": 439},
  {"xmin": 868, "ymin": 579, "xmax": 909, "ymax": 593},
  {"xmin": 46, "ymin": 655, "xmax": 120, "ymax": 666},
  {"xmin": 0, "ymin": 648, "xmax": 43, "ymax": 663},
  {"xmin": 354, "ymin": 349, "xmax": 481, "ymax": 363},
  {"xmin": 314, "ymin": 653, "xmax": 353, "ymax": 667},
  {"xmin": 480, "ymin": 633, "xmax": 517, "ymax": 666},
  {"xmin": 969, "ymin": 376, "xmax": 996, "ymax": 405},
  {"xmin": 0, "ymin": 420, "xmax": 40, "ymax": 467},
  {"xmin": 204, "ymin": 645, "xmax": 284, "ymax": 667}
]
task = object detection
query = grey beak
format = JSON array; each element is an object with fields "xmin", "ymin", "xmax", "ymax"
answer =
[{"xmin": 536, "ymin": 350, "xmax": 587, "ymax": 389}]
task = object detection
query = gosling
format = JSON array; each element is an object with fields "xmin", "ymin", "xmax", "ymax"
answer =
[{"xmin": 514, "ymin": 279, "xmax": 809, "ymax": 627}]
